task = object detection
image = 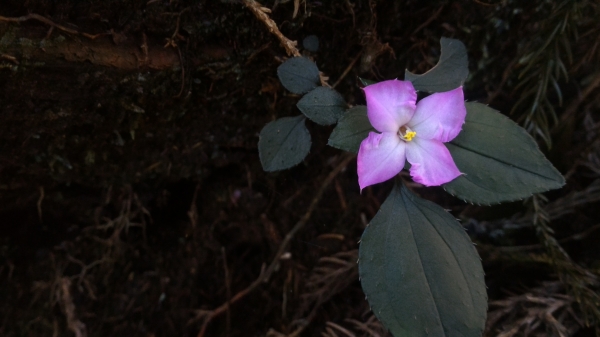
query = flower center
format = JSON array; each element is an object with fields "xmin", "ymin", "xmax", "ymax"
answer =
[{"xmin": 398, "ymin": 125, "xmax": 417, "ymax": 142}]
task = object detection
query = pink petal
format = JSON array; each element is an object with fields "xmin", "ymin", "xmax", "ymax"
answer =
[
  {"xmin": 408, "ymin": 87, "xmax": 466, "ymax": 142},
  {"xmin": 357, "ymin": 132, "xmax": 406, "ymax": 191},
  {"xmin": 405, "ymin": 138, "xmax": 461, "ymax": 186},
  {"xmin": 364, "ymin": 80, "xmax": 417, "ymax": 133}
]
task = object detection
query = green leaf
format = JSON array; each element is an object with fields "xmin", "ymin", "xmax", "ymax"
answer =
[
  {"xmin": 258, "ymin": 115, "xmax": 311, "ymax": 172},
  {"xmin": 297, "ymin": 87, "xmax": 347, "ymax": 125},
  {"xmin": 444, "ymin": 102, "xmax": 565, "ymax": 204},
  {"xmin": 405, "ymin": 37, "xmax": 469, "ymax": 93},
  {"xmin": 277, "ymin": 57, "xmax": 320, "ymax": 94},
  {"xmin": 358, "ymin": 77, "xmax": 377, "ymax": 87},
  {"xmin": 328, "ymin": 105, "xmax": 375, "ymax": 153},
  {"xmin": 359, "ymin": 183, "xmax": 487, "ymax": 337}
]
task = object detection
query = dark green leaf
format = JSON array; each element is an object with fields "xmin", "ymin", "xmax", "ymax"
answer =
[
  {"xmin": 277, "ymin": 57, "xmax": 320, "ymax": 94},
  {"xmin": 405, "ymin": 37, "xmax": 469, "ymax": 93},
  {"xmin": 258, "ymin": 115, "xmax": 311, "ymax": 172},
  {"xmin": 358, "ymin": 77, "xmax": 377, "ymax": 87},
  {"xmin": 359, "ymin": 183, "xmax": 487, "ymax": 337},
  {"xmin": 302, "ymin": 35, "xmax": 319, "ymax": 52},
  {"xmin": 444, "ymin": 102, "xmax": 565, "ymax": 204},
  {"xmin": 328, "ymin": 105, "xmax": 375, "ymax": 153},
  {"xmin": 297, "ymin": 87, "xmax": 347, "ymax": 125}
]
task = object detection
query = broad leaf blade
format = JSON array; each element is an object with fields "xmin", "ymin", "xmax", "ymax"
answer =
[
  {"xmin": 444, "ymin": 102, "xmax": 565, "ymax": 204},
  {"xmin": 277, "ymin": 57, "xmax": 320, "ymax": 94},
  {"xmin": 405, "ymin": 37, "xmax": 468, "ymax": 93},
  {"xmin": 258, "ymin": 115, "xmax": 311, "ymax": 171},
  {"xmin": 297, "ymin": 87, "xmax": 347, "ymax": 125},
  {"xmin": 328, "ymin": 105, "xmax": 375, "ymax": 153},
  {"xmin": 359, "ymin": 183, "xmax": 487, "ymax": 337}
]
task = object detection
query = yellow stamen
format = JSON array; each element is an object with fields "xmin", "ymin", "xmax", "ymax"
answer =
[
  {"xmin": 398, "ymin": 126, "xmax": 417, "ymax": 142},
  {"xmin": 403, "ymin": 131, "xmax": 417, "ymax": 141}
]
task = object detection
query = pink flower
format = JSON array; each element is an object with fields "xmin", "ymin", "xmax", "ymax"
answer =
[{"xmin": 358, "ymin": 79, "xmax": 466, "ymax": 190}]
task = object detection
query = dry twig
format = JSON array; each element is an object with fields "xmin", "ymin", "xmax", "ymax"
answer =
[
  {"xmin": 192, "ymin": 153, "xmax": 355, "ymax": 337},
  {"xmin": 37, "ymin": 186, "xmax": 44, "ymax": 223},
  {"xmin": 332, "ymin": 52, "xmax": 362, "ymax": 89},
  {"xmin": 0, "ymin": 53, "xmax": 19, "ymax": 64},
  {"xmin": 58, "ymin": 277, "xmax": 87, "ymax": 337},
  {"xmin": 242, "ymin": 0, "xmax": 301, "ymax": 57},
  {"xmin": 0, "ymin": 13, "xmax": 105, "ymax": 39},
  {"xmin": 486, "ymin": 281, "xmax": 581, "ymax": 337}
]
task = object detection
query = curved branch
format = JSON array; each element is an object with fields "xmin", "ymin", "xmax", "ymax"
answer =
[{"xmin": 192, "ymin": 153, "xmax": 355, "ymax": 337}]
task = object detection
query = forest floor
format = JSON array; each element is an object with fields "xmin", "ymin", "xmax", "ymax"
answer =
[{"xmin": 1, "ymin": 1, "xmax": 600, "ymax": 336}]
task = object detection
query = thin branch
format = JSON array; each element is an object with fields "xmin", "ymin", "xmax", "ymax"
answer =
[
  {"xmin": 0, "ymin": 13, "xmax": 105, "ymax": 39},
  {"xmin": 332, "ymin": 52, "xmax": 362, "ymax": 89},
  {"xmin": 193, "ymin": 153, "xmax": 355, "ymax": 337},
  {"xmin": 559, "ymin": 71, "xmax": 600, "ymax": 125},
  {"xmin": 242, "ymin": 0, "xmax": 301, "ymax": 57},
  {"xmin": 37, "ymin": 186, "xmax": 44, "ymax": 223},
  {"xmin": 489, "ymin": 223, "xmax": 600, "ymax": 252},
  {"xmin": 221, "ymin": 247, "xmax": 231, "ymax": 337},
  {"xmin": 0, "ymin": 53, "xmax": 19, "ymax": 64},
  {"xmin": 412, "ymin": 5, "xmax": 445, "ymax": 34},
  {"xmin": 174, "ymin": 46, "xmax": 186, "ymax": 98},
  {"xmin": 471, "ymin": 0, "xmax": 499, "ymax": 6}
]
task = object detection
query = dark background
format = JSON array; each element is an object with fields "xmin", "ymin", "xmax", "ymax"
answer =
[{"xmin": 1, "ymin": 1, "xmax": 599, "ymax": 336}]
